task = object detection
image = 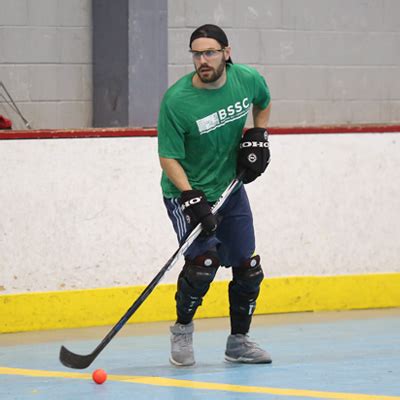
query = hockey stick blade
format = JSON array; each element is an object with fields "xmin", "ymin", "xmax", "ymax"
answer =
[
  {"xmin": 59, "ymin": 173, "xmax": 243, "ymax": 369},
  {"xmin": 59, "ymin": 346, "xmax": 97, "ymax": 370}
]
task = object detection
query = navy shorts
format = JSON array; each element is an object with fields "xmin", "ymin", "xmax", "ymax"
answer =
[{"xmin": 163, "ymin": 185, "xmax": 256, "ymax": 267}]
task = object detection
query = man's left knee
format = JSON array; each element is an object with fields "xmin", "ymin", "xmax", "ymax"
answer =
[{"xmin": 232, "ymin": 255, "xmax": 264, "ymax": 293}]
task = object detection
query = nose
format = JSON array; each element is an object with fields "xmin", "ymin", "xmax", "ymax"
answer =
[{"xmin": 198, "ymin": 53, "xmax": 207, "ymax": 62}]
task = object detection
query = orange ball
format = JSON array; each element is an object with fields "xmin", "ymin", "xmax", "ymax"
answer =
[{"xmin": 92, "ymin": 368, "xmax": 107, "ymax": 384}]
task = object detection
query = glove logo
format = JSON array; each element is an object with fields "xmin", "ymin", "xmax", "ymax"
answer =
[
  {"xmin": 181, "ymin": 196, "xmax": 202, "ymax": 211},
  {"xmin": 240, "ymin": 141, "xmax": 269, "ymax": 148},
  {"xmin": 248, "ymin": 153, "xmax": 257, "ymax": 163}
]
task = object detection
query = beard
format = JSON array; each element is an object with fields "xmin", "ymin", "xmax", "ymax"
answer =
[{"xmin": 195, "ymin": 58, "xmax": 226, "ymax": 83}]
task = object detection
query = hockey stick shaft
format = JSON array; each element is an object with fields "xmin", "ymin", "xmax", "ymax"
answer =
[
  {"xmin": 0, "ymin": 81, "xmax": 32, "ymax": 129},
  {"xmin": 59, "ymin": 173, "xmax": 243, "ymax": 369}
]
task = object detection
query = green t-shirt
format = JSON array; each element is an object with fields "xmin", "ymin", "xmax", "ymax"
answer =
[{"xmin": 157, "ymin": 63, "xmax": 271, "ymax": 201}]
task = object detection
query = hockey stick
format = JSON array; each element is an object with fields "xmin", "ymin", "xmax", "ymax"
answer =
[
  {"xmin": 59, "ymin": 172, "xmax": 243, "ymax": 369},
  {"xmin": 0, "ymin": 81, "xmax": 32, "ymax": 129}
]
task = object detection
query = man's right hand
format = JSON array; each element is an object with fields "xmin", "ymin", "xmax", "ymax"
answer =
[{"xmin": 179, "ymin": 190, "xmax": 218, "ymax": 235}]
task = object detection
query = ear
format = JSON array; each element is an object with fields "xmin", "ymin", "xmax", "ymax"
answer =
[{"xmin": 224, "ymin": 47, "xmax": 232, "ymax": 61}]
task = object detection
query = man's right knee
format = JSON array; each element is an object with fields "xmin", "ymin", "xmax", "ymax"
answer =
[{"xmin": 176, "ymin": 252, "xmax": 219, "ymax": 322}]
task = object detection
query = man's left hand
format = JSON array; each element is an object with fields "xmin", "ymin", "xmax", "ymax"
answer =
[{"xmin": 237, "ymin": 127, "xmax": 270, "ymax": 184}]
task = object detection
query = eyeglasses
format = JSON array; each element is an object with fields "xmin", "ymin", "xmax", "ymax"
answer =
[{"xmin": 189, "ymin": 48, "xmax": 225, "ymax": 60}]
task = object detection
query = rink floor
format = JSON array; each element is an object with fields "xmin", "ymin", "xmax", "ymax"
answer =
[{"xmin": 1, "ymin": 309, "xmax": 400, "ymax": 400}]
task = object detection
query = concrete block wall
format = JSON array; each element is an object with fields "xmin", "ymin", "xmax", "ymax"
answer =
[
  {"xmin": 1, "ymin": 0, "xmax": 399, "ymax": 128},
  {"xmin": 0, "ymin": 0, "xmax": 92, "ymax": 129},
  {"xmin": 168, "ymin": 0, "xmax": 400, "ymax": 126}
]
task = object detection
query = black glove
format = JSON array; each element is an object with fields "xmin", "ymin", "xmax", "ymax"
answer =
[
  {"xmin": 237, "ymin": 127, "xmax": 270, "ymax": 184},
  {"xmin": 179, "ymin": 189, "xmax": 218, "ymax": 236}
]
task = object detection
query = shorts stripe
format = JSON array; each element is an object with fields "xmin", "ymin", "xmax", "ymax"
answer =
[{"xmin": 172, "ymin": 198, "xmax": 187, "ymax": 241}]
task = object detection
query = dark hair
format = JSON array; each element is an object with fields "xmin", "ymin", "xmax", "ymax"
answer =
[{"xmin": 189, "ymin": 24, "xmax": 233, "ymax": 64}]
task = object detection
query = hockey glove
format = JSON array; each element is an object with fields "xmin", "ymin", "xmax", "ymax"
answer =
[
  {"xmin": 237, "ymin": 127, "xmax": 270, "ymax": 184},
  {"xmin": 180, "ymin": 189, "xmax": 218, "ymax": 236}
]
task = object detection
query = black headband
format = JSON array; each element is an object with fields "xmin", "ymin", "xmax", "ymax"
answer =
[{"xmin": 189, "ymin": 24, "xmax": 233, "ymax": 64}]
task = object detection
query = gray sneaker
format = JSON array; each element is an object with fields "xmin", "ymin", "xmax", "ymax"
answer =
[
  {"xmin": 225, "ymin": 334, "xmax": 272, "ymax": 364},
  {"xmin": 169, "ymin": 322, "xmax": 195, "ymax": 366}
]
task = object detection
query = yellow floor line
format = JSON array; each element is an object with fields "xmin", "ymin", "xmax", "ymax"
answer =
[{"xmin": 0, "ymin": 366, "xmax": 399, "ymax": 400}]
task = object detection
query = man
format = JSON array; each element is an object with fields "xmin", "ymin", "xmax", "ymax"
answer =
[{"xmin": 157, "ymin": 24, "xmax": 272, "ymax": 366}]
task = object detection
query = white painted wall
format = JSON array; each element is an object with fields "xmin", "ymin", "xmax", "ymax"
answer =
[{"xmin": 1, "ymin": 133, "xmax": 399, "ymax": 294}]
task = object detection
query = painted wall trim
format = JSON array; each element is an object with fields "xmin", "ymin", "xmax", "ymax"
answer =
[
  {"xmin": 1, "ymin": 124, "xmax": 399, "ymax": 140},
  {"xmin": 1, "ymin": 273, "xmax": 400, "ymax": 333}
]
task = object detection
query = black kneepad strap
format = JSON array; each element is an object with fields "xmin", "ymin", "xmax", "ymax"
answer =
[
  {"xmin": 190, "ymin": 252, "xmax": 220, "ymax": 269},
  {"xmin": 240, "ymin": 254, "xmax": 261, "ymax": 269}
]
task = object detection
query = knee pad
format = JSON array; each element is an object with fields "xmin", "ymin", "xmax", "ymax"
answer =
[
  {"xmin": 180, "ymin": 251, "xmax": 219, "ymax": 288},
  {"xmin": 175, "ymin": 252, "xmax": 219, "ymax": 322},
  {"xmin": 229, "ymin": 255, "xmax": 264, "ymax": 317},
  {"xmin": 232, "ymin": 255, "xmax": 264, "ymax": 293}
]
